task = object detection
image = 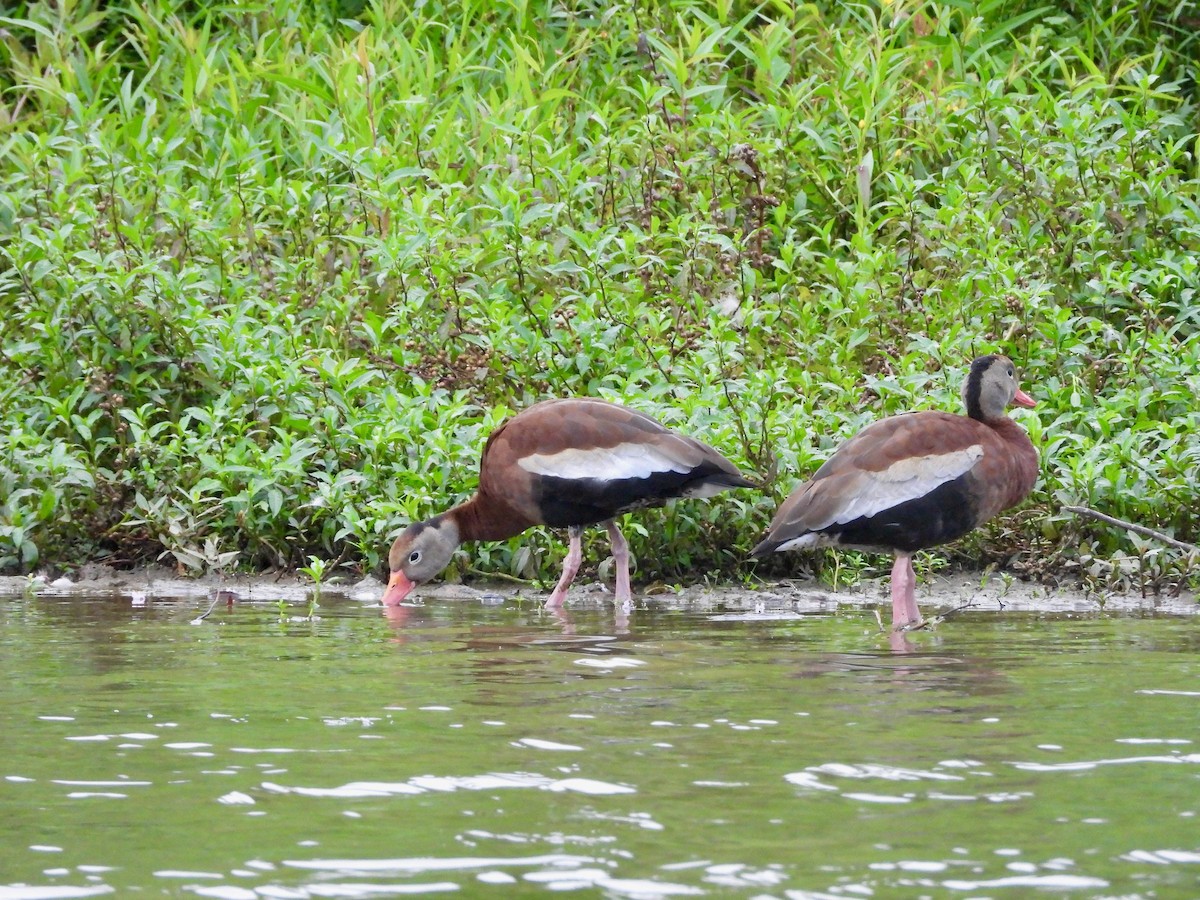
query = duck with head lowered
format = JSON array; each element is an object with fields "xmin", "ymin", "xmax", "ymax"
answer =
[{"xmin": 383, "ymin": 397, "xmax": 756, "ymax": 608}]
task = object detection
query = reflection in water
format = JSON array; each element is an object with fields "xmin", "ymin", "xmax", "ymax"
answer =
[
  {"xmin": 381, "ymin": 599, "xmax": 417, "ymax": 636},
  {"xmin": 2, "ymin": 594, "xmax": 1199, "ymax": 898},
  {"xmin": 889, "ymin": 629, "xmax": 916, "ymax": 654},
  {"xmin": 381, "ymin": 597, "xmax": 635, "ymax": 690},
  {"xmin": 382, "ymin": 597, "xmax": 631, "ymax": 642},
  {"xmin": 546, "ymin": 600, "xmax": 634, "ymax": 636}
]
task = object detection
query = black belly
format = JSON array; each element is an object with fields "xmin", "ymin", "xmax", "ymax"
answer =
[
  {"xmin": 827, "ymin": 477, "xmax": 980, "ymax": 553},
  {"xmin": 532, "ymin": 467, "xmax": 721, "ymax": 528}
]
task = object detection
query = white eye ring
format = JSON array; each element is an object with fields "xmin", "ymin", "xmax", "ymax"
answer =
[{"xmin": 409, "ymin": 550, "xmax": 421, "ymax": 564}]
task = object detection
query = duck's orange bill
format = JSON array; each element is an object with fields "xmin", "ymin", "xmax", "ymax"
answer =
[
  {"xmin": 1013, "ymin": 389, "xmax": 1036, "ymax": 408},
  {"xmin": 382, "ymin": 570, "xmax": 415, "ymax": 606}
]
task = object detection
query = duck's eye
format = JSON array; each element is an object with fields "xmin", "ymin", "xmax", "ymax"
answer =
[
  {"xmin": 1008, "ymin": 368, "xmax": 1014, "ymax": 377},
  {"xmin": 408, "ymin": 550, "xmax": 421, "ymax": 564}
]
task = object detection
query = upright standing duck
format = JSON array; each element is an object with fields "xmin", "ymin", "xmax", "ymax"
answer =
[
  {"xmin": 383, "ymin": 398, "xmax": 755, "ymax": 607},
  {"xmin": 751, "ymin": 355, "xmax": 1038, "ymax": 628}
]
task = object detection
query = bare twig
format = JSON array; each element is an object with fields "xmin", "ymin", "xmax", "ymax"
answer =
[
  {"xmin": 464, "ymin": 567, "xmax": 537, "ymax": 585},
  {"xmin": 924, "ymin": 599, "xmax": 981, "ymax": 627},
  {"xmin": 1063, "ymin": 505, "xmax": 1199, "ymax": 554},
  {"xmin": 191, "ymin": 592, "xmax": 225, "ymax": 623},
  {"xmin": 891, "ymin": 599, "xmax": 980, "ymax": 633}
]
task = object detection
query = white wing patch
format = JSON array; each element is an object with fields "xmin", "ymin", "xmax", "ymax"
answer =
[
  {"xmin": 775, "ymin": 533, "xmax": 828, "ymax": 552},
  {"xmin": 518, "ymin": 442, "xmax": 690, "ymax": 481},
  {"xmin": 680, "ymin": 481, "xmax": 729, "ymax": 499},
  {"xmin": 829, "ymin": 445, "xmax": 983, "ymax": 526}
]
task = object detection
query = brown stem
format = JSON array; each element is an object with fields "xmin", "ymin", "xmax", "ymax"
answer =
[{"xmin": 1063, "ymin": 505, "xmax": 1199, "ymax": 554}]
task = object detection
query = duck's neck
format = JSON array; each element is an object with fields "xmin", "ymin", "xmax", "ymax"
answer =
[
  {"xmin": 447, "ymin": 493, "xmax": 528, "ymax": 543},
  {"xmin": 990, "ymin": 416, "xmax": 1039, "ymax": 503},
  {"xmin": 965, "ymin": 391, "xmax": 988, "ymax": 422}
]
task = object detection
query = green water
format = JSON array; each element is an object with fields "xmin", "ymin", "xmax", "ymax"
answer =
[{"xmin": 1, "ymin": 590, "xmax": 1197, "ymax": 899}]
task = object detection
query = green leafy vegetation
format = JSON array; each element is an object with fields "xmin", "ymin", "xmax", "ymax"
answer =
[{"xmin": 1, "ymin": 0, "xmax": 1197, "ymax": 592}]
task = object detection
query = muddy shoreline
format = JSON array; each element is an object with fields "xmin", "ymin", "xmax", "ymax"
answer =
[{"xmin": 2, "ymin": 563, "xmax": 1196, "ymax": 616}]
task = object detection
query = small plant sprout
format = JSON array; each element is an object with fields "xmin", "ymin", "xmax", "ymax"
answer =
[
  {"xmin": 999, "ymin": 572, "xmax": 1015, "ymax": 598},
  {"xmin": 978, "ymin": 563, "xmax": 998, "ymax": 591},
  {"xmin": 301, "ymin": 556, "xmax": 330, "ymax": 589}
]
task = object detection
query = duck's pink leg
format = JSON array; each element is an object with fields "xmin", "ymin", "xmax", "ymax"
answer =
[
  {"xmin": 890, "ymin": 553, "xmax": 923, "ymax": 628},
  {"xmin": 605, "ymin": 520, "xmax": 632, "ymax": 603},
  {"xmin": 546, "ymin": 526, "xmax": 584, "ymax": 608}
]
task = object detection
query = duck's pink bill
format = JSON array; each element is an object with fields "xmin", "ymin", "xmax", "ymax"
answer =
[
  {"xmin": 1014, "ymin": 388, "xmax": 1036, "ymax": 408},
  {"xmin": 382, "ymin": 570, "xmax": 415, "ymax": 606}
]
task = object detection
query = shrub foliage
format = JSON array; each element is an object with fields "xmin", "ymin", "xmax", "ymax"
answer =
[{"xmin": 1, "ymin": 0, "xmax": 1197, "ymax": 586}]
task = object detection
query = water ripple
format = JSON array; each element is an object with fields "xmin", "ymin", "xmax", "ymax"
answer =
[
  {"xmin": 0, "ymin": 889, "xmax": 114, "ymax": 900},
  {"xmin": 192, "ymin": 886, "xmax": 459, "ymax": 898},
  {"xmin": 840, "ymin": 792, "xmax": 912, "ymax": 804},
  {"xmin": 476, "ymin": 872, "xmax": 517, "ymax": 884},
  {"xmin": 573, "ymin": 657, "xmax": 645, "ymax": 669},
  {"xmin": 522, "ymin": 867, "xmax": 703, "ymax": 896},
  {"xmin": 1123, "ymin": 849, "xmax": 1200, "ymax": 864},
  {"xmin": 51, "ymin": 780, "xmax": 151, "ymax": 788},
  {"xmin": 1013, "ymin": 753, "xmax": 1200, "ymax": 772},
  {"xmin": 64, "ymin": 792, "xmax": 127, "ymax": 799},
  {"xmin": 511, "ymin": 738, "xmax": 582, "ymax": 751},
  {"xmin": 807, "ymin": 763, "xmax": 964, "ymax": 782},
  {"xmin": 579, "ymin": 810, "xmax": 663, "ymax": 831},
  {"xmin": 283, "ymin": 854, "xmax": 594, "ymax": 875},
  {"xmin": 1115, "ymin": 737, "xmax": 1192, "ymax": 745},
  {"xmin": 703, "ymin": 862, "xmax": 787, "ymax": 887},
  {"xmin": 785, "ymin": 762, "xmax": 1035, "ymax": 805},
  {"xmin": 941, "ymin": 874, "xmax": 1109, "ymax": 889},
  {"xmin": 153, "ymin": 870, "xmax": 223, "ymax": 879},
  {"xmin": 785, "ymin": 763, "xmax": 964, "ymax": 794},
  {"xmin": 261, "ymin": 772, "xmax": 635, "ymax": 799}
]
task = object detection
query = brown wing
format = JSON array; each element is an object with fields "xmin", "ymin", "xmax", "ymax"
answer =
[
  {"xmin": 755, "ymin": 411, "xmax": 1034, "ymax": 554},
  {"xmin": 479, "ymin": 398, "xmax": 753, "ymax": 528}
]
